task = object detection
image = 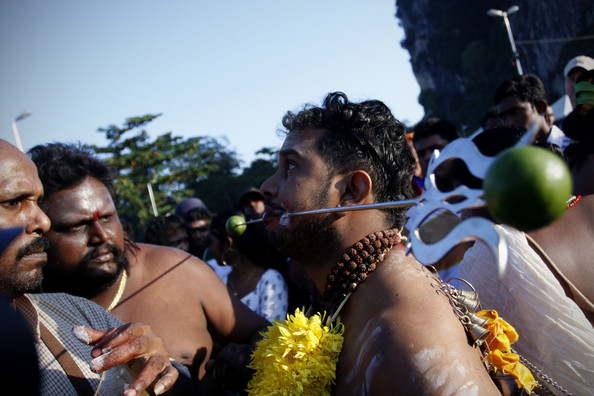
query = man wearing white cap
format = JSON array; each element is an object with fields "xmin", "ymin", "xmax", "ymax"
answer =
[{"xmin": 565, "ymin": 55, "xmax": 594, "ymax": 108}]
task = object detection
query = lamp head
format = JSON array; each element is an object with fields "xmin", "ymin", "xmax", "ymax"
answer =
[
  {"xmin": 487, "ymin": 9, "xmax": 505, "ymax": 17},
  {"xmin": 506, "ymin": 5, "xmax": 520, "ymax": 15},
  {"xmin": 15, "ymin": 110, "xmax": 32, "ymax": 122}
]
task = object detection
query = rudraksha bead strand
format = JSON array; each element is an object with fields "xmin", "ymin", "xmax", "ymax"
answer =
[{"xmin": 315, "ymin": 228, "xmax": 401, "ymax": 313}]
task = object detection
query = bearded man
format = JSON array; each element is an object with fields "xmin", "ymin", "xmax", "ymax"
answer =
[
  {"xmin": 30, "ymin": 143, "xmax": 269, "ymax": 392},
  {"xmin": 258, "ymin": 92, "xmax": 500, "ymax": 394},
  {"xmin": 0, "ymin": 139, "xmax": 190, "ymax": 395}
]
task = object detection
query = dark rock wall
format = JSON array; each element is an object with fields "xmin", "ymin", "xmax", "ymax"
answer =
[{"xmin": 396, "ymin": 0, "xmax": 594, "ymax": 131}]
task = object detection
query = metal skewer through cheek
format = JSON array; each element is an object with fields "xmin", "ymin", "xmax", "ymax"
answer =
[
  {"xmin": 237, "ymin": 198, "xmax": 420, "ymax": 226},
  {"xmin": 229, "ymin": 122, "xmax": 543, "ymax": 278}
]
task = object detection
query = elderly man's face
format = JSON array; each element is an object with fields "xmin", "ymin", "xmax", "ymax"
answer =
[
  {"xmin": 0, "ymin": 141, "xmax": 51, "ymax": 298},
  {"xmin": 42, "ymin": 176, "xmax": 126, "ymax": 298}
]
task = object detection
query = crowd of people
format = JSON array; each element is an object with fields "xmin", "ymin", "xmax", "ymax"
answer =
[{"xmin": 1, "ymin": 54, "xmax": 593, "ymax": 395}]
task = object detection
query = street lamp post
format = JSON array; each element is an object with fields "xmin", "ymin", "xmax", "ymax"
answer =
[
  {"xmin": 11, "ymin": 110, "xmax": 32, "ymax": 152},
  {"xmin": 487, "ymin": 5, "xmax": 523, "ymax": 75}
]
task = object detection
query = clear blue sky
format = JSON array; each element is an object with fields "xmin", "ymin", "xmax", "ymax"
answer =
[{"xmin": 1, "ymin": 1, "xmax": 423, "ymax": 167}]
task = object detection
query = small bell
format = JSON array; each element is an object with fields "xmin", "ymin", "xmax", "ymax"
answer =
[
  {"xmin": 466, "ymin": 311, "xmax": 489, "ymax": 327},
  {"xmin": 456, "ymin": 290, "xmax": 481, "ymax": 312},
  {"xmin": 467, "ymin": 322, "xmax": 491, "ymax": 347},
  {"xmin": 456, "ymin": 289, "xmax": 479, "ymax": 301}
]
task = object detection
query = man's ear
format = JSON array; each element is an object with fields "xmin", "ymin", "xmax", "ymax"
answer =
[
  {"xmin": 535, "ymin": 100, "xmax": 548, "ymax": 114},
  {"xmin": 339, "ymin": 170, "xmax": 373, "ymax": 206}
]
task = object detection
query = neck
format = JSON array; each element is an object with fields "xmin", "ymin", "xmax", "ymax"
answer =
[
  {"xmin": 310, "ymin": 212, "xmax": 393, "ymax": 295},
  {"xmin": 311, "ymin": 227, "xmax": 401, "ymax": 315},
  {"xmin": 92, "ymin": 270, "xmax": 126, "ymax": 310},
  {"xmin": 533, "ymin": 114, "xmax": 551, "ymax": 142},
  {"xmin": 229, "ymin": 255, "xmax": 261, "ymax": 278}
]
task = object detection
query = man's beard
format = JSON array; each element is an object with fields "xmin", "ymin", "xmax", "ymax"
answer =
[
  {"xmin": 0, "ymin": 236, "xmax": 50, "ymax": 298},
  {"xmin": 265, "ymin": 179, "xmax": 341, "ymax": 266},
  {"xmin": 271, "ymin": 213, "xmax": 340, "ymax": 266},
  {"xmin": 43, "ymin": 244, "xmax": 128, "ymax": 299}
]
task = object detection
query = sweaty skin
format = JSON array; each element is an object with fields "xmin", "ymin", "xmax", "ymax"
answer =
[{"xmin": 333, "ymin": 249, "xmax": 492, "ymax": 395}]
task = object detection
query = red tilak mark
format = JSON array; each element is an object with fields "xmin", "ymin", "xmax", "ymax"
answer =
[{"xmin": 93, "ymin": 210, "xmax": 101, "ymax": 222}]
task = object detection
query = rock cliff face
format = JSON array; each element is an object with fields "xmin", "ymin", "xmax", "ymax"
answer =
[{"xmin": 396, "ymin": 0, "xmax": 594, "ymax": 131}]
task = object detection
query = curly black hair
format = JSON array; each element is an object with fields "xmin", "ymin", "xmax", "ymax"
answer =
[
  {"xmin": 28, "ymin": 143, "xmax": 117, "ymax": 198},
  {"xmin": 280, "ymin": 92, "xmax": 416, "ymax": 229}
]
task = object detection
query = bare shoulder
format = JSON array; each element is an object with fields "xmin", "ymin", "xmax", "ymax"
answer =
[
  {"xmin": 132, "ymin": 243, "xmax": 214, "ymax": 273},
  {"xmin": 335, "ymin": 247, "xmax": 499, "ymax": 394},
  {"xmin": 129, "ymin": 243, "xmax": 224, "ymax": 290},
  {"xmin": 529, "ymin": 195, "xmax": 594, "ymax": 306},
  {"xmin": 351, "ymin": 247, "xmax": 465, "ymax": 335}
]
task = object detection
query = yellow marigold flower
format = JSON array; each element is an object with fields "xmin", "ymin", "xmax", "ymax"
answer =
[
  {"xmin": 485, "ymin": 350, "xmax": 537, "ymax": 393},
  {"xmin": 477, "ymin": 309, "xmax": 519, "ymax": 351},
  {"xmin": 247, "ymin": 308, "xmax": 345, "ymax": 396}
]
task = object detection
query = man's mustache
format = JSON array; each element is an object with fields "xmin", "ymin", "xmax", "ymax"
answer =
[
  {"xmin": 264, "ymin": 198, "xmax": 285, "ymax": 213},
  {"xmin": 81, "ymin": 244, "xmax": 122, "ymax": 265},
  {"xmin": 16, "ymin": 236, "xmax": 50, "ymax": 260}
]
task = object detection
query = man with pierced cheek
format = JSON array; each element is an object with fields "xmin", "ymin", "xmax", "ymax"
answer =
[{"xmin": 258, "ymin": 93, "xmax": 500, "ymax": 394}]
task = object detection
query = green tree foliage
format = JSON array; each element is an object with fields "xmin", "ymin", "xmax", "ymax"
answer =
[
  {"xmin": 190, "ymin": 147, "xmax": 278, "ymax": 214},
  {"xmin": 91, "ymin": 114, "xmax": 240, "ymax": 229}
]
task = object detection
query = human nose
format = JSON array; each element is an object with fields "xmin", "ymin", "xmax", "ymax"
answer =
[
  {"xmin": 89, "ymin": 221, "xmax": 110, "ymax": 244},
  {"xmin": 260, "ymin": 171, "xmax": 279, "ymax": 198},
  {"xmin": 28, "ymin": 204, "xmax": 51, "ymax": 236}
]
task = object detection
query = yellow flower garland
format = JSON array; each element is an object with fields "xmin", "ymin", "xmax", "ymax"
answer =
[
  {"xmin": 247, "ymin": 308, "xmax": 344, "ymax": 396},
  {"xmin": 477, "ymin": 309, "xmax": 538, "ymax": 394}
]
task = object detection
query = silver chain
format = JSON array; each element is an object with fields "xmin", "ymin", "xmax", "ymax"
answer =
[{"xmin": 511, "ymin": 348, "xmax": 572, "ymax": 396}]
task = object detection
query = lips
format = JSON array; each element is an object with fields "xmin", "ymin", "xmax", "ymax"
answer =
[
  {"xmin": 17, "ymin": 236, "xmax": 49, "ymax": 265},
  {"xmin": 21, "ymin": 251, "xmax": 48, "ymax": 266},
  {"xmin": 19, "ymin": 245, "xmax": 48, "ymax": 268},
  {"xmin": 263, "ymin": 205, "xmax": 285, "ymax": 219},
  {"xmin": 90, "ymin": 250, "xmax": 114, "ymax": 263}
]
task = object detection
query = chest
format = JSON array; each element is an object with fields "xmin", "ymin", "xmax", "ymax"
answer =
[{"xmin": 112, "ymin": 274, "xmax": 213, "ymax": 369}]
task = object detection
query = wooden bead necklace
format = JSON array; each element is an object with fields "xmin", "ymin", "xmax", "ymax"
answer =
[{"xmin": 313, "ymin": 228, "xmax": 401, "ymax": 315}]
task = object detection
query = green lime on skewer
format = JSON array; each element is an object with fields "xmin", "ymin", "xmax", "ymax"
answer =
[
  {"xmin": 225, "ymin": 215, "xmax": 247, "ymax": 237},
  {"xmin": 484, "ymin": 145, "xmax": 572, "ymax": 232}
]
